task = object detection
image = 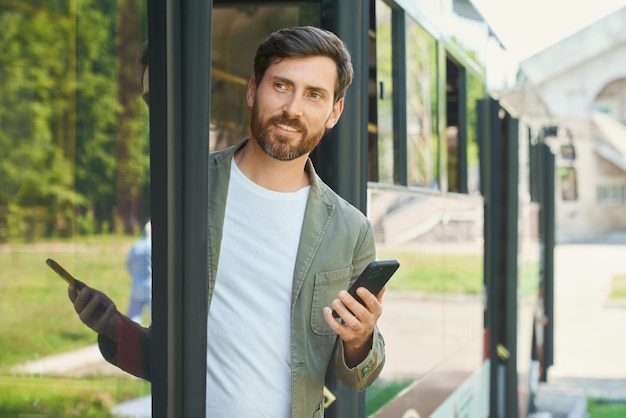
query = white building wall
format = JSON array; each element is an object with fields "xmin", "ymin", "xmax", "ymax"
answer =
[{"xmin": 519, "ymin": 8, "xmax": 626, "ymax": 242}]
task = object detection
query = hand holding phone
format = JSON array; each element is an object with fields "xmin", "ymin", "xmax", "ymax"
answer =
[
  {"xmin": 332, "ymin": 259, "xmax": 399, "ymax": 318},
  {"xmin": 46, "ymin": 258, "xmax": 107, "ymax": 316}
]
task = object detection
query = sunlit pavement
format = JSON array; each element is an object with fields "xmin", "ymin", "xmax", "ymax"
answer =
[
  {"xmin": 531, "ymin": 242, "xmax": 626, "ymax": 417},
  {"xmin": 376, "ymin": 240, "xmax": 626, "ymax": 417}
]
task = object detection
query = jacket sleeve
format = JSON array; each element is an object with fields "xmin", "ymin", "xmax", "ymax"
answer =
[
  {"xmin": 98, "ymin": 315, "xmax": 152, "ymax": 381},
  {"xmin": 333, "ymin": 326, "xmax": 385, "ymax": 391},
  {"xmin": 332, "ymin": 220, "xmax": 386, "ymax": 391}
]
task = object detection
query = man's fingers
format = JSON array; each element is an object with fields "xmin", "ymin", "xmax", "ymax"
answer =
[
  {"xmin": 375, "ymin": 286, "xmax": 386, "ymax": 301},
  {"xmin": 354, "ymin": 288, "xmax": 382, "ymax": 318},
  {"xmin": 73, "ymin": 287, "xmax": 92, "ymax": 313},
  {"xmin": 68, "ymin": 284, "xmax": 78, "ymax": 302}
]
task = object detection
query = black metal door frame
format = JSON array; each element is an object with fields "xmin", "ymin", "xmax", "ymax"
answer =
[
  {"xmin": 148, "ymin": 0, "xmax": 371, "ymax": 416},
  {"xmin": 148, "ymin": 1, "xmax": 212, "ymax": 417},
  {"xmin": 478, "ymin": 97, "xmax": 519, "ymax": 418}
]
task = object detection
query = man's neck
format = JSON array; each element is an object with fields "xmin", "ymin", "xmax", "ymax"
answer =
[{"xmin": 234, "ymin": 138, "xmax": 310, "ymax": 192}]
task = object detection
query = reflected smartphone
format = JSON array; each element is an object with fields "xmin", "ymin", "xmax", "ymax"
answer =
[
  {"xmin": 46, "ymin": 258, "xmax": 87, "ymax": 290},
  {"xmin": 46, "ymin": 258, "xmax": 107, "ymax": 315},
  {"xmin": 332, "ymin": 259, "xmax": 400, "ymax": 318}
]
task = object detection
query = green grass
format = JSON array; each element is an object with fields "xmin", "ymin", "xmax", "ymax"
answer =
[
  {"xmin": 377, "ymin": 247, "xmax": 540, "ymax": 298},
  {"xmin": 0, "ymin": 235, "xmax": 137, "ymax": 369},
  {"xmin": 377, "ymin": 248, "xmax": 484, "ymax": 294},
  {"xmin": 0, "ymin": 235, "xmax": 147, "ymax": 417},
  {"xmin": 366, "ymin": 379, "xmax": 412, "ymax": 416},
  {"xmin": 0, "ymin": 375, "xmax": 150, "ymax": 417},
  {"xmin": 588, "ymin": 398, "xmax": 626, "ymax": 417}
]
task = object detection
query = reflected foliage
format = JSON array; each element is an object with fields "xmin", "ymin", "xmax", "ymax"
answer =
[
  {"xmin": 0, "ymin": 0, "xmax": 148, "ymax": 242},
  {"xmin": 0, "ymin": 238, "xmax": 133, "ymax": 369},
  {"xmin": 0, "ymin": 375, "xmax": 150, "ymax": 417}
]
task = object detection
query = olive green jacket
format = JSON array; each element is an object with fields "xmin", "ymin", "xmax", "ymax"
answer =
[
  {"xmin": 208, "ymin": 140, "xmax": 385, "ymax": 417},
  {"xmin": 100, "ymin": 139, "xmax": 385, "ymax": 417}
]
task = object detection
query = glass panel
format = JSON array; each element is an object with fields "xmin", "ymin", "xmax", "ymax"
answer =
[
  {"xmin": 446, "ymin": 58, "xmax": 462, "ymax": 193},
  {"xmin": 0, "ymin": 0, "xmax": 151, "ymax": 416},
  {"xmin": 368, "ymin": 188, "xmax": 485, "ymax": 415},
  {"xmin": 406, "ymin": 16, "xmax": 438, "ymax": 188},
  {"xmin": 466, "ymin": 72, "xmax": 484, "ymax": 194},
  {"xmin": 210, "ymin": 4, "xmax": 320, "ymax": 152},
  {"xmin": 373, "ymin": 0, "xmax": 394, "ymax": 184}
]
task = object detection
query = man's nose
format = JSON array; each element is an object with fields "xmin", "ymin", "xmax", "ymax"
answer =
[{"xmin": 282, "ymin": 94, "xmax": 304, "ymax": 117}]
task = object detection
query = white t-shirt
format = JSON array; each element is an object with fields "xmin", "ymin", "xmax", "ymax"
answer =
[{"xmin": 206, "ymin": 160, "xmax": 310, "ymax": 417}]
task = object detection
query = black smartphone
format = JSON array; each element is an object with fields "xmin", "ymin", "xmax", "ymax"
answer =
[
  {"xmin": 46, "ymin": 258, "xmax": 107, "ymax": 315},
  {"xmin": 332, "ymin": 259, "xmax": 400, "ymax": 318}
]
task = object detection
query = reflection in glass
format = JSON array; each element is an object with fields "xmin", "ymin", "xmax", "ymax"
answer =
[
  {"xmin": 374, "ymin": 0, "xmax": 394, "ymax": 184},
  {"xmin": 368, "ymin": 186, "xmax": 484, "ymax": 412},
  {"xmin": 466, "ymin": 72, "xmax": 484, "ymax": 194},
  {"xmin": 0, "ymin": 1, "xmax": 150, "ymax": 416},
  {"xmin": 406, "ymin": 17, "xmax": 438, "ymax": 188}
]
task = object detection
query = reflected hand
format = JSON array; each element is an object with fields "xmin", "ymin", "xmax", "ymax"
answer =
[
  {"xmin": 68, "ymin": 284, "xmax": 118, "ymax": 341},
  {"xmin": 324, "ymin": 286, "xmax": 386, "ymax": 367}
]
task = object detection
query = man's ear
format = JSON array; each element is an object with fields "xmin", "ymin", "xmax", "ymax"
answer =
[
  {"xmin": 246, "ymin": 76, "xmax": 257, "ymax": 108},
  {"xmin": 325, "ymin": 97, "xmax": 345, "ymax": 129}
]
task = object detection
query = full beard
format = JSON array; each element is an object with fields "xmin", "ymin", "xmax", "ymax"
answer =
[{"xmin": 250, "ymin": 103, "xmax": 326, "ymax": 161}]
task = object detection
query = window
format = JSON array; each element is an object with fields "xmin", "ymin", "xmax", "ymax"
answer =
[
  {"xmin": 0, "ymin": 1, "xmax": 151, "ymax": 415},
  {"xmin": 597, "ymin": 183, "xmax": 626, "ymax": 204},
  {"xmin": 406, "ymin": 16, "xmax": 438, "ymax": 188},
  {"xmin": 372, "ymin": 0, "xmax": 395, "ymax": 184},
  {"xmin": 559, "ymin": 167, "xmax": 578, "ymax": 201}
]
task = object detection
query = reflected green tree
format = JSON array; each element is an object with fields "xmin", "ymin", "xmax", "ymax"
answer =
[{"xmin": 0, "ymin": 0, "xmax": 147, "ymax": 241}]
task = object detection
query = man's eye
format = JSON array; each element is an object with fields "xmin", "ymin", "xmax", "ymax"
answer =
[{"xmin": 275, "ymin": 82, "xmax": 286, "ymax": 90}]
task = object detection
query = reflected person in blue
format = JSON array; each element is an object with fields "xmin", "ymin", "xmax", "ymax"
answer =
[{"xmin": 126, "ymin": 221, "xmax": 151, "ymax": 324}]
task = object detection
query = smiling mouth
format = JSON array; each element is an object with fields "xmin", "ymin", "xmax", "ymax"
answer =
[{"xmin": 276, "ymin": 123, "xmax": 300, "ymax": 133}]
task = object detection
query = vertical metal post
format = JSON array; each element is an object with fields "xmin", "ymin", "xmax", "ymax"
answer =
[
  {"xmin": 317, "ymin": 0, "xmax": 369, "ymax": 212},
  {"xmin": 149, "ymin": 0, "xmax": 212, "ymax": 417},
  {"xmin": 392, "ymin": 9, "xmax": 408, "ymax": 186},
  {"xmin": 539, "ymin": 143, "xmax": 555, "ymax": 378},
  {"xmin": 504, "ymin": 113, "xmax": 520, "ymax": 417},
  {"xmin": 318, "ymin": 0, "xmax": 369, "ymax": 416},
  {"xmin": 479, "ymin": 98, "xmax": 519, "ymax": 417}
]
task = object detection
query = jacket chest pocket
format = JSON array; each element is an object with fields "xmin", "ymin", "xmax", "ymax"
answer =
[{"xmin": 311, "ymin": 267, "xmax": 352, "ymax": 336}]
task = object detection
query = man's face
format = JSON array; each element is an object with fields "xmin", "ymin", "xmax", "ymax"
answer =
[{"xmin": 246, "ymin": 56, "xmax": 344, "ymax": 161}]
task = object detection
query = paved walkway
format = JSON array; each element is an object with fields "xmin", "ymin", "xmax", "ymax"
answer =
[{"xmin": 531, "ymin": 242, "xmax": 626, "ymax": 417}]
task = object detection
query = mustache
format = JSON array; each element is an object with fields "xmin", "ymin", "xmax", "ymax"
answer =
[{"xmin": 268, "ymin": 115, "xmax": 305, "ymax": 132}]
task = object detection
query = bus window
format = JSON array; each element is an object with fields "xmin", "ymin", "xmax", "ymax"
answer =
[
  {"xmin": 0, "ymin": 1, "xmax": 151, "ymax": 416},
  {"xmin": 446, "ymin": 56, "xmax": 466, "ymax": 193},
  {"xmin": 466, "ymin": 72, "xmax": 484, "ymax": 194},
  {"xmin": 372, "ymin": 0, "xmax": 395, "ymax": 184},
  {"xmin": 406, "ymin": 15, "xmax": 439, "ymax": 189}
]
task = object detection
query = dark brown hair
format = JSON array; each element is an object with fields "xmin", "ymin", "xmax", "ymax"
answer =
[{"xmin": 253, "ymin": 26, "xmax": 353, "ymax": 103}]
